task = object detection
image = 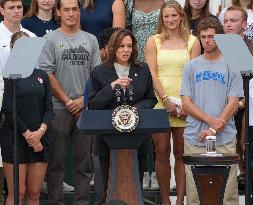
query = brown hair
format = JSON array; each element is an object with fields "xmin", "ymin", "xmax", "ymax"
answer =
[
  {"xmin": 232, "ymin": 0, "xmax": 253, "ymax": 9},
  {"xmin": 184, "ymin": 0, "xmax": 211, "ymax": 20},
  {"xmin": 226, "ymin": 6, "xmax": 248, "ymax": 21},
  {"xmin": 10, "ymin": 31, "xmax": 29, "ymax": 49},
  {"xmin": 0, "ymin": 0, "xmax": 22, "ymax": 8},
  {"xmin": 24, "ymin": 0, "xmax": 56, "ymax": 20},
  {"xmin": 105, "ymin": 29, "xmax": 139, "ymax": 67},
  {"xmin": 81, "ymin": 0, "xmax": 94, "ymax": 9},
  {"xmin": 56, "ymin": 0, "xmax": 80, "ymax": 10},
  {"xmin": 157, "ymin": 0, "xmax": 190, "ymax": 42},
  {"xmin": 197, "ymin": 17, "xmax": 224, "ymax": 37}
]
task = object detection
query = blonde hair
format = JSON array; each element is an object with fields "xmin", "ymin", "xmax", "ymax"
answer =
[{"xmin": 157, "ymin": 0, "xmax": 190, "ymax": 42}]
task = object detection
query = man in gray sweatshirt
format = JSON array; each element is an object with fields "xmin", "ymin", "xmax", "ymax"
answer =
[{"xmin": 37, "ymin": 0, "xmax": 101, "ymax": 204}]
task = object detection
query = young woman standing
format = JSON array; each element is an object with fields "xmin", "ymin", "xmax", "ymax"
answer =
[{"xmin": 146, "ymin": 1, "xmax": 201, "ymax": 204}]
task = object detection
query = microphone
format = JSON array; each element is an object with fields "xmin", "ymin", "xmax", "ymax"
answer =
[
  {"xmin": 114, "ymin": 84, "xmax": 122, "ymax": 105},
  {"xmin": 126, "ymin": 85, "xmax": 134, "ymax": 104}
]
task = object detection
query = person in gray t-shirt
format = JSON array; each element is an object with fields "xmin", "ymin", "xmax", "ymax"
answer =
[
  {"xmin": 181, "ymin": 55, "xmax": 243, "ymax": 147},
  {"xmin": 37, "ymin": 0, "xmax": 101, "ymax": 204},
  {"xmin": 180, "ymin": 17, "xmax": 243, "ymax": 205}
]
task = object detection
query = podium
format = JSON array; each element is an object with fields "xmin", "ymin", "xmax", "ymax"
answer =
[
  {"xmin": 183, "ymin": 154, "xmax": 239, "ymax": 205},
  {"xmin": 77, "ymin": 109, "xmax": 169, "ymax": 205}
]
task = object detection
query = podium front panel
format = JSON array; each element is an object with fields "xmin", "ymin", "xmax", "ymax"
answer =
[{"xmin": 77, "ymin": 109, "xmax": 169, "ymax": 135}]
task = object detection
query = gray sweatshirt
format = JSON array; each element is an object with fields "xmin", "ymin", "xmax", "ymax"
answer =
[{"xmin": 38, "ymin": 29, "xmax": 101, "ymax": 109}]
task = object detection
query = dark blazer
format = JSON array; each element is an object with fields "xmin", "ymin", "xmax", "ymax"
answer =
[{"xmin": 89, "ymin": 62, "xmax": 157, "ymax": 110}]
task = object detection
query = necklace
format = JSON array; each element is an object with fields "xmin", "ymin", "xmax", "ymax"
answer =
[
  {"xmin": 41, "ymin": 19, "xmax": 48, "ymax": 24},
  {"xmin": 36, "ymin": 15, "xmax": 51, "ymax": 24}
]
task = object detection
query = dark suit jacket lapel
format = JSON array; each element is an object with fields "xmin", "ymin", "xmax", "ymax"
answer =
[
  {"xmin": 129, "ymin": 64, "xmax": 141, "ymax": 88},
  {"xmin": 103, "ymin": 65, "xmax": 118, "ymax": 84}
]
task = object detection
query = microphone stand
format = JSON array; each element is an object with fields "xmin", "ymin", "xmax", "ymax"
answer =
[
  {"xmin": 10, "ymin": 74, "xmax": 22, "ymax": 205},
  {"xmin": 241, "ymin": 70, "xmax": 253, "ymax": 205},
  {"xmin": 126, "ymin": 85, "xmax": 134, "ymax": 105},
  {"xmin": 114, "ymin": 84, "xmax": 122, "ymax": 106}
]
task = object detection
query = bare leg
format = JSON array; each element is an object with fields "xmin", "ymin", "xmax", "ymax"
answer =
[
  {"xmin": 153, "ymin": 132, "xmax": 171, "ymax": 205},
  {"xmin": 26, "ymin": 162, "xmax": 48, "ymax": 205},
  {"xmin": 172, "ymin": 127, "xmax": 185, "ymax": 205},
  {"xmin": 3, "ymin": 162, "xmax": 27, "ymax": 205},
  {"xmin": 0, "ymin": 168, "xmax": 4, "ymax": 205}
]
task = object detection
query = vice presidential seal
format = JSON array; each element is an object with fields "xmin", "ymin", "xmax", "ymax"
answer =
[{"xmin": 112, "ymin": 105, "xmax": 140, "ymax": 132}]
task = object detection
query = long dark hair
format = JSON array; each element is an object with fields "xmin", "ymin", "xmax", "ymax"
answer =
[
  {"xmin": 105, "ymin": 29, "xmax": 139, "ymax": 67},
  {"xmin": 184, "ymin": 0, "xmax": 211, "ymax": 20}
]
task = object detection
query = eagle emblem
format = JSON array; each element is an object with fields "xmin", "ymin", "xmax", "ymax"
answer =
[{"xmin": 112, "ymin": 105, "xmax": 140, "ymax": 132}]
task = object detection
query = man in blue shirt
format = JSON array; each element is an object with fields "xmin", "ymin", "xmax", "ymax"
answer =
[{"xmin": 180, "ymin": 17, "xmax": 243, "ymax": 205}]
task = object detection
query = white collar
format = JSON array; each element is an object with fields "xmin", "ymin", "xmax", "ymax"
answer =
[{"xmin": 0, "ymin": 21, "xmax": 23, "ymax": 36}]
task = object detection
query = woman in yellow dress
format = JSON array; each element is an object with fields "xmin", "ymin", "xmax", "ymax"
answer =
[{"xmin": 145, "ymin": 1, "xmax": 201, "ymax": 204}]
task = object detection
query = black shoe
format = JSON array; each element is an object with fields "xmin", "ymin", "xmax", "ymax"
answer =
[{"xmin": 237, "ymin": 174, "xmax": 245, "ymax": 190}]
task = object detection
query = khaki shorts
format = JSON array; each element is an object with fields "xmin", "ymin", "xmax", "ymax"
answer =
[{"xmin": 184, "ymin": 138, "xmax": 239, "ymax": 205}]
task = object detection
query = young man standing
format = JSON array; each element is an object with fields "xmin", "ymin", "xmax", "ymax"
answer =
[
  {"xmin": 0, "ymin": 0, "xmax": 35, "ymax": 71},
  {"xmin": 180, "ymin": 17, "xmax": 243, "ymax": 205},
  {"xmin": 224, "ymin": 6, "xmax": 253, "ymax": 55},
  {"xmin": 37, "ymin": 0, "xmax": 101, "ymax": 204},
  {"xmin": 223, "ymin": 5, "xmax": 253, "ymax": 189}
]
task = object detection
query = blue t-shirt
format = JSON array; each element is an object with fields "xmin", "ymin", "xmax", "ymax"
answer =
[
  {"xmin": 80, "ymin": 0, "xmax": 114, "ymax": 38},
  {"xmin": 21, "ymin": 16, "xmax": 59, "ymax": 37},
  {"xmin": 180, "ymin": 55, "xmax": 244, "ymax": 146}
]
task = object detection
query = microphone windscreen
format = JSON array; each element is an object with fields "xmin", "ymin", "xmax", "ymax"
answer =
[{"xmin": 114, "ymin": 84, "xmax": 121, "ymax": 90}]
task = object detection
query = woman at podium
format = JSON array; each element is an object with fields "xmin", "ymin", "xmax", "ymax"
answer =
[
  {"xmin": 89, "ymin": 29, "xmax": 157, "ymax": 201},
  {"xmin": 145, "ymin": 1, "xmax": 201, "ymax": 204},
  {"xmin": 1, "ymin": 31, "xmax": 54, "ymax": 205}
]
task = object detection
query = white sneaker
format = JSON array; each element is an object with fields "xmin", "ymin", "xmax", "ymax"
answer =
[
  {"xmin": 90, "ymin": 174, "xmax": 94, "ymax": 187},
  {"xmin": 41, "ymin": 181, "xmax": 74, "ymax": 193},
  {"xmin": 62, "ymin": 182, "xmax": 74, "ymax": 192},
  {"xmin": 150, "ymin": 172, "xmax": 159, "ymax": 190},
  {"xmin": 41, "ymin": 181, "xmax": 48, "ymax": 193},
  {"xmin": 142, "ymin": 172, "xmax": 150, "ymax": 190}
]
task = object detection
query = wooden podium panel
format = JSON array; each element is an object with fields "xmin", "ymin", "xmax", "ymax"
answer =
[
  {"xmin": 183, "ymin": 154, "xmax": 239, "ymax": 205},
  {"xmin": 192, "ymin": 166, "xmax": 230, "ymax": 205},
  {"xmin": 77, "ymin": 109, "xmax": 169, "ymax": 205},
  {"xmin": 108, "ymin": 150, "xmax": 141, "ymax": 205}
]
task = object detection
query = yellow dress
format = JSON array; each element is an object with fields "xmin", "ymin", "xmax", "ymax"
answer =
[{"xmin": 154, "ymin": 34, "xmax": 196, "ymax": 127}]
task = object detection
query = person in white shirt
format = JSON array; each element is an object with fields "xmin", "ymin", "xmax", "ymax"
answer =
[
  {"xmin": 219, "ymin": 0, "xmax": 253, "ymax": 42},
  {"xmin": 0, "ymin": 69, "xmax": 3, "ymax": 109},
  {"xmin": 0, "ymin": 1, "xmax": 35, "ymax": 204},
  {"xmin": 0, "ymin": 0, "xmax": 36, "ymax": 72},
  {"xmin": 240, "ymin": 79, "xmax": 253, "ymax": 179},
  {"xmin": 250, "ymin": 80, "xmax": 253, "ymax": 127},
  {"xmin": 0, "ymin": 69, "xmax": 2, "ymax": 205}
]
